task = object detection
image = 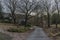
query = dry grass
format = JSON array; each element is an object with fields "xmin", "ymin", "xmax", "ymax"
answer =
[
  {"xmin": 0, "ymin": 32, "xmax": 12, "ymax": 40},
  {"xmin": 51, "ymin": 24, "xmax": 60, "ymax": 28},
  {"xmin": 43, "ymin": 24, "xmax": 60, "ymax": 40},
  {"xmin": 0, "ymin": 23, "xmax": 17, "ymax": 30},
  {"xmin": 0, "ymin": 23, "xmax": 34, "ymax": 40}
]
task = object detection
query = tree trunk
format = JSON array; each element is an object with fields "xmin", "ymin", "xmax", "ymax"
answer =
[
  {"xmin": 25, "ymin": 13, "xmax": 28, "ymax": 27},
  {"xmin": 55, "ymin": 16, "xmax": 58, "ymax": 28},
  {"xmin": 36, "ymin": 15, "xmax": 39, "ymax": 26},
  {"xmin": 13, "ymin": 17, "xmax": 16, "ymax": 24},
  {"xmin": 56, "ymin": 23, "xmax": 58, "ymax": 28},
  {"xmin": 56, "ymin": 1, "xmax": 59, "ymax": 29},
  {"xmin": 41, "ymin": 14, "xmax": 43, "ymax": 27},
  {"xmin": 12, "ymin": 12, "xmax": 16, "ymax": 24},
  {"xmin": 47, "ymin": 12, "xmax": 50, "ymax": 28}
]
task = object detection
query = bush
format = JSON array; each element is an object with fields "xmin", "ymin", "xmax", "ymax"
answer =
[
  {"xmin": 1, "ymin": 17, "xmax": 12, "ymax": 23},
  {"xmin": 7, "ymin": 27, "xmax": 30, "ymax": 33},
  {"xmin": 26, "ymin": 24, "xmax": 31, "ymax": 27},
  {"xmin": 2, "ymin": 20, "xmax": 11, "ymax": 23},
  {"xmin": 8, "ymin": 28, "xmax": 18, "ymax": 32},
  {"xmin": 27, "ymin": 24, "xmax": 31, "ymax": 27}
]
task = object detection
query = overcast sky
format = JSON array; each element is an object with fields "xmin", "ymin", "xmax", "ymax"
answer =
[{"xmin": 1, "ymin": 0, "xmax": 59, "ymax": 13}]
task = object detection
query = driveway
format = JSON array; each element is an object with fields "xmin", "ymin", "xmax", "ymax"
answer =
[{"xmin": 26, "ymin": 27, "xmax": 52, "ymax": 40}]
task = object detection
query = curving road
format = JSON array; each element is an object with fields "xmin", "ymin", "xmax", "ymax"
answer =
[{"xmin": 26, "ymin": 27, "xmax": 52, "ymax": 40}]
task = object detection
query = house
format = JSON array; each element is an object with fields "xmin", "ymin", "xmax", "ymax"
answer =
[
  {"xmin": 1, "ymin": 13, "xmax": 12, "ymax": 23},
  {"xmin": 15, "ymin": 14, "xmax": 25, "ymax": 25},
  {"xmin": 2, "ymin": 13, "xmax": 25, "ymax": 24},
  {"xmin": 2, "ymin": 12, "xmax": 36, "ymax": 25}
]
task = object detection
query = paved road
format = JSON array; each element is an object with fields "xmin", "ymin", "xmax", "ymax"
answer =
[{"xmin": 26, "ymin": 27, "xmax": 52, "ymax": 40}]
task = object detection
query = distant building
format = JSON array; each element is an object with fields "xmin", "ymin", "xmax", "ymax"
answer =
[
  {"xmin": 2, "ymin": 13, "xmax": 11, "ymax": 18},
  {"xmin": 2, "ymin": 13, "xmax": 25, "ymax": 24}
]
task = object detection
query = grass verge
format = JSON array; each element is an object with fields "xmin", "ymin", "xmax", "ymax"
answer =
[{"xmin": 0, "ymin": 32, "xmax": 12, "ymax": 40}]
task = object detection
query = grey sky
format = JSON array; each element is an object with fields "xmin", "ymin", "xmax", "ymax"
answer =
[{"xmin": 1, "ymin": 0, "xmax": 59, "ymax": 13}]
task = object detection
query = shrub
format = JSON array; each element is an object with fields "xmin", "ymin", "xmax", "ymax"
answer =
[
  {"xmin": 27, "ymin": 24, "xmax": 31, "ymax": 27},
  {"xmin": 7, "ymin": 27, "xmax": 30, "ymax": 33},
  {"xmin": 26, "ymin": 24, "xmax": 31, "ymax": 27},
  {"xmin": 8, "ymin": 28, "xmax": 18, "ymax": 32},
  {"xmin": 1, "ymin": 17, "xmax": 12, "ymax": 23}
]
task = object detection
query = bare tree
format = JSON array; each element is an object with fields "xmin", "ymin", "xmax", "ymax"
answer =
[
  {"xmin": 40, "ymin": 0, "xmax": 51, "ymax": 28},
  {"xmin": 54, "ymin": 0, "xmax": 60, "ymax": 28},
  {"xmin": 17, "ymin": 0, "xmax": 37, "ymax": 27},
  {"xmin": 34, "ymin": 5, "xmax": 44, "ymax": 27},
  {"xmin": 0, "ymin": 1, "xmax": 3, "ymax": 19},
  {"xmin": 4, "ymin": 0, "xmax": 18, "ymax": 24}
]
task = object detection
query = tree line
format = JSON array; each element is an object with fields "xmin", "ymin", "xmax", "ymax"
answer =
[{"xmin": 0, "ymin": 0, "xmax": 60, "ymax": 28}]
